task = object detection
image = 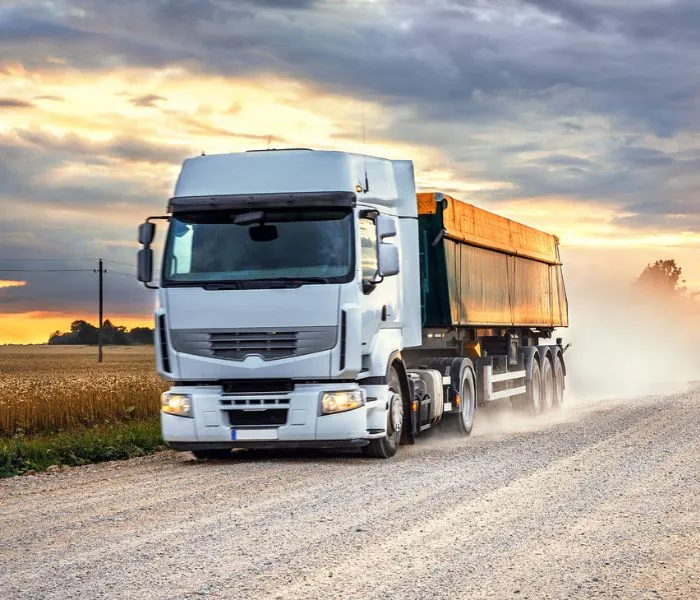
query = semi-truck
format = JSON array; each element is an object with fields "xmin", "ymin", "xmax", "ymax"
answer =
[{"xmin": 137, "ymin": 149, "xmax": 569, "ymax": 459}]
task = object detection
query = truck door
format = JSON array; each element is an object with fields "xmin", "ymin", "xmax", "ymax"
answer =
[{"xmin": 359, "ymin": 214, "xmax": 393, "ymax": 354}]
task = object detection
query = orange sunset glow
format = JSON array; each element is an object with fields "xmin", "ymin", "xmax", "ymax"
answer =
[
  {"xmin": 1, "ymin": 0, "xmax": 699, "ymax": 344},
  {"xmin": 0, "ymin": 313, "xmax": 152, "ymax": 346}
]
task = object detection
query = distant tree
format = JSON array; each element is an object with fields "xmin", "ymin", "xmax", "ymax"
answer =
[
  {"xmin": 49, "ymin": 320, "xmax": 99, "ymax": 345},
  {"xmin": 48, "ymin": 320, "xmax": 154, "ymax": 345},
  {"xmin": 634, "ymin": 259, "xmax": 686, "ymax": 295},
  {"xmin": 102, "ymin": 320, "xmax": 131, "ymax": 345},
  {"xmin": 129, "ymin": 327, "xmax": 154, "ymax": 345}
]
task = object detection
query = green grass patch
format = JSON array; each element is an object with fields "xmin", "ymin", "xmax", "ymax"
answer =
[{"xmin": 0, "ymin": 419, "xmax": 165, "ymax": 478}]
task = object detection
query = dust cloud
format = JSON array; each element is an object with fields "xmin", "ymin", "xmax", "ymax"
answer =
[{"xmin": 563, "ymin": 262, "xmax": 700, "ymax": 403}]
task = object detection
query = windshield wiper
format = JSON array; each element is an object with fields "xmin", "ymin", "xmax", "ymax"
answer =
[
  {"xmin": 256, "ymin": 277, "xmax": 334, "ymax": 288},
  {"xmin": 201, "ymin": 277, "xmax": 333, "ymax": 290},
  {"xmin": 202, "ymin": 281, "xmax": 243, "ymax": 290}
]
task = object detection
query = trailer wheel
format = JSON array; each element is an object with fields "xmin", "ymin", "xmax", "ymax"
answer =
[
  {"xmin": 191, "ymin": 449, "xmax": 232, "ymax": 460},
  {"xmin": 365, "ymin": 366, "xmax": 404, "ymax": 459},
  {"xmin": 457, "ymin": 368, "xmax": 476, "ymax": 435},
  {"xmin": 515, "ymin": 359, "xmax": 542, "ymax": 415},
  {"xmin": 553, "ymin": 355, "xmax": 565, "ymax": 409},
  {"xmin": 541, "ymin": 357, "xmax": 554, "ymax": 413}
]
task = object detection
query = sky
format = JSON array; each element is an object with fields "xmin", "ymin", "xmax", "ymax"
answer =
[{"xmin": 1, "ymin": 0, "xmax": 699, "ymax": 343}]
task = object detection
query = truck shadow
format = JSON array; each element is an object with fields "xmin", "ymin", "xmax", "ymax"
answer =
[{"xmin": 182, "ymin": 447, "xmax": 365, "ymax": 465}]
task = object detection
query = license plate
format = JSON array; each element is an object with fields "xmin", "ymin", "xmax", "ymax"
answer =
[{"xmin": 231, "ymin": 428, "xmax": 279, "ymax": 441}]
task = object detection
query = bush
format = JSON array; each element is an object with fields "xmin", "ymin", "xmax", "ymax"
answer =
[{"xmin": 0, "ymin": 419, "xmax": 165, "ymax": 478}]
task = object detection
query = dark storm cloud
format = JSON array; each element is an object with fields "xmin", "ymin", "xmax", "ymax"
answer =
[{"xmin": 0, "ymin": 130, "xmax": 172, "ymax": 317}]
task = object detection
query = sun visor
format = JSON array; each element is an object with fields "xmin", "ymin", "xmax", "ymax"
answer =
[{"xmin": 168, "ymin": 191, "xmax": 357, "ymax": 213}]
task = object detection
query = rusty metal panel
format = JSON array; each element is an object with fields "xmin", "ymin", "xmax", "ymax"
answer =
[
  {"xmin": 457, "ymin": 243, "xmax": 512, "ymax": 325},
  {"xmin": 444, "ymin": 239, "xmax": 461, "ymax": 324},
  {"xmin": 555, "ymin": 265, "xmax": 569, "ymax": 327},
  {"xmin": 420, "ymin": 191, "xmax": 568, "ymax": 329},
  {"xmin": 550, "ymin": 265, "xmax": 562, "ymax": 326},
  {"xmin": 509, "ymin": 256, "xmax": 552, "ymax": 326},
  {"xmin": 439, "ymin": 241, "xmax": 569, "ymax": 328}
]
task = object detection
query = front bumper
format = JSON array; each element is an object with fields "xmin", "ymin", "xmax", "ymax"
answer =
[
  {"xmin": 161, "ymin": 383, "xmax": 381, "ymax": 448},
  {"xmin": 167, "ymin": 439, "xmax": 369, "ymax": 451}
]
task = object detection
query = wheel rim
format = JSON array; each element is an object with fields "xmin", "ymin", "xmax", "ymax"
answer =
[
  {"xmin": 542, "ymin": 363, "xmax": 554, "ymax": 412},
  {"xmin": 531, "ymin": 372, "xmax": 541, "ymax": 412},
  {"xmin": 389, "ymin": 391, "xmax": 403, "ymax": 434}
]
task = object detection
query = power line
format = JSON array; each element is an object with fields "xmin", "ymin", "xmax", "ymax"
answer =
[
  {"xmin": 104, "ymin": 259, "xmax": 138, "ymax": 268},
  {"xmin": 0, "ymin": 258, "xmax": 97, "ymax": 262},
  {"xmin": 0, "ymin": 268, "xmax": 95, "ymax": 272},
  {"xmin": 105, "ymin": 271, "xmax": 136, "ymax": 278}
]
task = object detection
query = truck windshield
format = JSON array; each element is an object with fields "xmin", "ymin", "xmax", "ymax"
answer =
[{"xmin": 162, "ymin": 209, "xmax": 354, "ymax": 286}]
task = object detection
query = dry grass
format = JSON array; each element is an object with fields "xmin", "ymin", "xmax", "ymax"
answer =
[{"xmin": 0, "ymin": 345, "xmax": 168, "ymax": 435}]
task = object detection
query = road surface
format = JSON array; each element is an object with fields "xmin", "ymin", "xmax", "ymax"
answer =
[{"xmin": 1, "ymin": 390, "xmax": 698, "ymax": 599}]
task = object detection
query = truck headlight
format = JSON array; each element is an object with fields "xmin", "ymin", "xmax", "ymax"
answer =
[
  {"xmin": 321, "ymin": 390, "xmax": 365, "ymax": 415},
  {"xmin": 161, "ymin": 393, "xmax": 193, "ymax": 418}
]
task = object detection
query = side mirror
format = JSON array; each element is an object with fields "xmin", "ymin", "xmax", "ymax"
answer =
[
  {"xmin": 137, "ymin": 248, "xmax": 153, "ymax": 283},
  {"xmin": 376, "ymin": 215, "xmax": 397, "ymax": 241},
  {"xmin": 378, "ymin": 243, "xmax": 399, "ymax": 277},
  {"xmin": 138, "ymin": 222, "xmax": 156, "ymax": 246}
]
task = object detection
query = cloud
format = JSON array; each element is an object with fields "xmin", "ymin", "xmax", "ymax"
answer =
[
  {"xmin": 130, "ymin": 93, "xmax": 165, "ymax": 107},
  {"xmin": 0, "ymin": 97, "xmax": 33, "ymax": 108},
  {"xmin": 0, "ymin": 126, "xmax": 177, "ymax": 317}
]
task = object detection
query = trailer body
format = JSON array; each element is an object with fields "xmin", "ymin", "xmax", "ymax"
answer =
[{"xmin": 417, "ymin": 192, "xmax": 568, "ymax": 329}]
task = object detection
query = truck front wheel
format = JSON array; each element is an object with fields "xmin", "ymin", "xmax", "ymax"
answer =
[
  {"xmin": 457, "ymin": 367, "xmax": 476, "ymax": 435},
  {"xmin": 364, "ymin": 366, "xmax": 404, "ymax": 459}
]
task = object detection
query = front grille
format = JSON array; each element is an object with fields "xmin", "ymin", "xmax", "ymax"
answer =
[
  {"xmin": 228, "ymin": 408, "xmax": 288, "ymax": 427},
  {"xmin": 211, "ymin": 331, "xmax": 298, "ymax": 360},
  {"xmin": 170, "ymin": 326, "xmax": 337, "ymax": 362},
  {"xmin": 221, "ymin": 398, "xmax": 290, "ymax": 407}
]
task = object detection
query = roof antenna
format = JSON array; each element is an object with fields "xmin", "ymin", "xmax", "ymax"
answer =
[
  {"xmin": 362, "ymin": 105, "xmax": 369, "ymax": 192},
  {"xmin": 267, "ymin": 134, "xmax": 272, "ymax": 150}
]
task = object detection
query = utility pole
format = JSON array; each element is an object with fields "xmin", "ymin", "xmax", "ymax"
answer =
[{"xmin": 95, "ymin": 258, "xmax": 106, "ymax": 363}]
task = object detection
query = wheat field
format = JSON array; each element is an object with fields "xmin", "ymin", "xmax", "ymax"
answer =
[{"xmin": 0, "ymin": 346, "xmax": 168, "ymax": 435}]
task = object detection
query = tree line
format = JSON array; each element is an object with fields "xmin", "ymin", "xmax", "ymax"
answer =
[{"xmin": 49, "ymin": 320, "xmax": 154, "ymax": 345}]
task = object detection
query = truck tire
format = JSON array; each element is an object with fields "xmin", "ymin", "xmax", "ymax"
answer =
[
  {"xmin": 514, "ymin": 359, "xmax": 542, "ymax": 415},
  {"xmin": 365, "ymin": 366, "xmax": 404, "ymax": 459},
  {"xmin": 541, "ymin": 357, "xmax": 554, "ymax": 413},
  {"xmin": 192, "ymin": 449, "xmax": 232, "ymax": 460},
  {"xmin": 553, "ymin": 354, "xmax": 565, "ymax": 409},
  {"xmin": 457, "ymin": 367, "xmax": 476, "ymax": 435}
]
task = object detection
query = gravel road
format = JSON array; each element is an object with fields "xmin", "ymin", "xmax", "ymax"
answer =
[{"xmin": 1, "ymin": 390, "xmax": 698, "ymax": 600}]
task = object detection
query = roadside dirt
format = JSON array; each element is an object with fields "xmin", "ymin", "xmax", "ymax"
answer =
[{"xmin": 1, "ymin": 390, "xmax": 698, "ymax": 599}]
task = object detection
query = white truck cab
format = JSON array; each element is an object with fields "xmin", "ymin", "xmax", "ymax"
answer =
[{"xmin": 139, "ymin": 149, "xmax": 423, "ymax": 458}]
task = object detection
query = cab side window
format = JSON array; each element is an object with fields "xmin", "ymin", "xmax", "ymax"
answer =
[{"xmin": 359, "ymin": 217, "xmax": 378, "ymax": 285}]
